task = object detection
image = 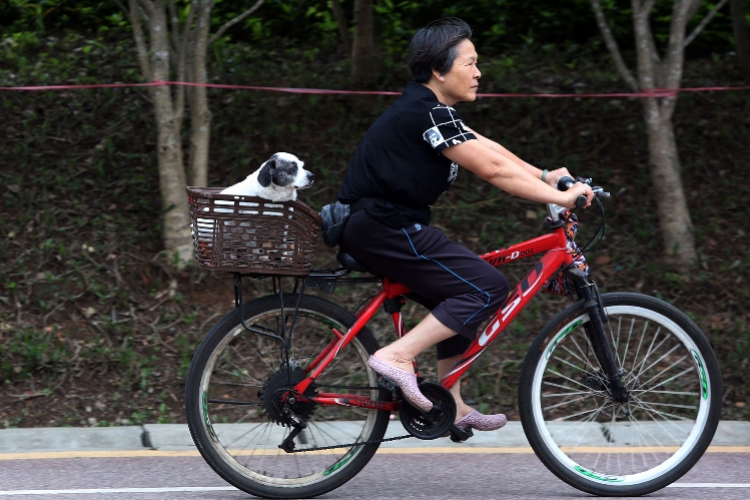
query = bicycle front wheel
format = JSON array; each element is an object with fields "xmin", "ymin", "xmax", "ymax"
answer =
[
  {"xmin": 519, "ymin": 292, "xmax": 721, "ymax": 496},
  {"xmin": 184, "ymin": 294, "xmax": 391, "ymax": 499}
]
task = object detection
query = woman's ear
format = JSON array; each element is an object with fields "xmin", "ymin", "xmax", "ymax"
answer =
[{"xmin": 432, "ymin": 68, "xmax": 444, "ymax": 82}]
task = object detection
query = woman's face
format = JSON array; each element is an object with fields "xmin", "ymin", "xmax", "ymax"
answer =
[{"xmin": 438, "ymin": 39, "xmax": 481, "ymax": 105}]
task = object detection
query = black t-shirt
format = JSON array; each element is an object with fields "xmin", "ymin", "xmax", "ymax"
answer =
[{"xmin": 338, "ymin": 81, "xmax": 477, "ymax": 228}]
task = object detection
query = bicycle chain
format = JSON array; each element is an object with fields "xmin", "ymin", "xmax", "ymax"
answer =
[
  {"xmin": 286, "ymin": 433, "xmax": 412, "ymax": 453},
  {"xmin": 284, "ymin": 383, "xmax": 414, "ymax": 453},
  {"xmin": 317, "ymin": 384, "xmax": 380, "ymax": 391}
]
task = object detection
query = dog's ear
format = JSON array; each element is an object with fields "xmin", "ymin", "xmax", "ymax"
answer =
[{"xmin": 257, "ymin": 158, "xmax": 276, "ymax": 188}]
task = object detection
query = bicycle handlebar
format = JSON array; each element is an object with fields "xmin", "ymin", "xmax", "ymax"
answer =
[
  {"xmin": 557, "ymin": 176, "xmax": 611, "ymax": 207},
  {"xmin": 545, "ymin": 176, "xmax": 610, "ymax": 225}
]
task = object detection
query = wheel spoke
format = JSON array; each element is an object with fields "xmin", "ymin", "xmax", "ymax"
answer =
[
  {"xmin": 552, "ymin": 355, "xmax": 600, "ymax": 378},
  {"xmin": 530, "ymin": 299, "xmax": 718, "ymax": 490},
  {"xmin": 556, "ymin": 403, "xmax": 614, "ymax": 422},
  {"xmin": 208, "ymin": 399, "xmax": 261, "ymax": 406},
  {"xmin": 568, "ymin": 331, "xmax": 595, "ymax": 371},
  {"xmin": 628, "ymin": 320, "xmax": 650, "ymax": 376},
  {"xmin": 633, "ymin": 334, "xmax": 675, "ymax": 381},
  {"xmin": 636, "ymin": 401, "xmax": 698, "ymax": 411},
  {"xmin": 636, "ymin": 365, "xmax": 694, "ymax": 397},
  {"xmin": 542, "ymin": 390, "xmax": 593, "ymax": 398},
  {"xmin": 635, "ymin": 401, "xmax": 693, "ymax": 422},
  {"xmin": 546, "ymin": 368, "xmax": 600, "ymax": 393},
  {"xmin": 558, "ymin": 343, "xmax": 591, "ymax": 369},
  {"xmin": 187, "ymin": 296, "xmax": 388, "ymax": 494},
  {"xmin": 543, "ymin": 393, "xmax": 598, "ymax": 412},
  {"xmin": 631, "ymin": 326, "xmax": 662, "ymax": 380},
  {"xmin": 639, "ymin": 390, "xmax": 699, "ymax": 397},
  {"xmin": 605, "ymin": 315, "xmax": 623, "ymax": 373},
  {"xmin": 619, "ymin": 317, "xmax": 636, "ymax": 371}
]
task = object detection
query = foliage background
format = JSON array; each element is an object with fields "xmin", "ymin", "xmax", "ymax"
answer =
[{"xmin": 0, "ymin": 0, "xmax": 748, "ymax": 428}]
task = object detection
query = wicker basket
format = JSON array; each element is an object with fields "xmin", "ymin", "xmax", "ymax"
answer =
[{"xmin": 187, "ymin": 187, "xmax": 321, "ymax": 276}]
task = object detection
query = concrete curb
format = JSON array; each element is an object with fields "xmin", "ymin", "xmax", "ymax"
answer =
[{"xmin": 1, "ymin": 421, "xmax": 748, "ymax": 454}]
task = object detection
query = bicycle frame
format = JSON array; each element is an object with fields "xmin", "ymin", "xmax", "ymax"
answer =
[{"xmin": 291, "ymin": 225, "xmax": 574, "ymax": 412}]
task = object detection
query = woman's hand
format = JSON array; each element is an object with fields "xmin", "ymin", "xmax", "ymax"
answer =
[
  {"xmin": 544, "ymin": 168, "xmax": 572, "ymax": 187},
  {"xmin": 560, "ymin": 182, "xmax": 595, "ymax": 209},
  {"xmin": 544, "ymin": 168, "xmax": 594, "ymax": 208}
]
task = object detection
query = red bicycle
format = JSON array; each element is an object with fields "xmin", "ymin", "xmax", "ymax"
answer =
[{"xmin": 184, "ymin": 179, "xmax": 721, "ymax": 499}]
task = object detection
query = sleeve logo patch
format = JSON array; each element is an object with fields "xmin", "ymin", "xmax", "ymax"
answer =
[{"xmin": 423, "ymin": 126, "xmax": 445, "ymax": 148}]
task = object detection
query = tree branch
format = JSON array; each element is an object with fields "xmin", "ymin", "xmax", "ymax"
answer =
[
  {"xmin": 128, "ymin": 0, "xmax": 152, "ymax": 81},
  {"xmin": 167, "ymin": 0, "xmax": 181, "ymax": 53},
  {"xmin": 589, "ymin": 0, "xmax": 639, "ymax": 91},
  {"xmin": 687, "ymin": 0, "xmax": 703, "ymax": 21},
  {"xmin": 631, "ymin": 0, "xmax": 659, "ymax": 91},
  {"xmin": 174, "ymin": 0, "xmax": 194, "ymax": 128},
  {"xmin": 137, "ymin": 0, "xmax": 155, "ymax": 17},
  {"xmin": 637, "ymin": 0, "xmax": 657, "ymax": 18},
  {"xmin": 730, "ymin": 0, "xmax": 750, "ymax": 80},
  {"xmin": 661, "ymin": 0, "xmax": 695, "ymax": 119},
  {"xmin": 331, "ymin": 0, "xmax": 351, "ymax": 56},
  {"xmin": 207, "ymin": 0, "xmax": 264, "ymax": 45},
  {"xmin": 114, "ymin": 0, "xmax": 128, "ymax": 15},
  {"xmin": 685, "ymin": 0, "xmax": 730, "ymax": 47}
]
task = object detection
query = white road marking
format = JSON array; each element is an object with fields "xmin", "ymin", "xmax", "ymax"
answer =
[
  {"xmin": 0, "ymin": 487, "xmax": 237, "ymax": 496},
  {"xmin": 668, "ymin": 483, "xmax": 750, "ymax": 488},
  {"xmin": 1, "ymin": 483, "xmax": 749, "ymax": 495}
]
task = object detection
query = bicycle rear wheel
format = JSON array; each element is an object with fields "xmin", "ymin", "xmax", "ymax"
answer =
[
  {"xmin": 184, "ymin": 294, "xmax": 391, "ymax": 499},
  {"xmin": 519, "ymin": 292, "xmax": 721, "ymax": 496}
]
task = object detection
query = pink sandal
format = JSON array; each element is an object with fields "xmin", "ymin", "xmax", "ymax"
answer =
[
  {"xmin": 368, "ymin": 356, "xmax": 433, "ymax": 412},
  {"xmin": 454, "ymin": 409, "xmax": 507, "ymax": 431}
]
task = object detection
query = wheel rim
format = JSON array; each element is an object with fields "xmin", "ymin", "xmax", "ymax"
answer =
[
  {"xmin": 197, "ymin": 306, "xmax": 381, "ymax": 488},
  {"xmin": 531, "ymin": 305, "xmax": 711, "ymax": 486}
]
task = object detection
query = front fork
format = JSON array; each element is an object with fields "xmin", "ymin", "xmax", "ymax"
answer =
[{"xmin": 569, "ymin": 270, "xmax": 630, "ymax": 405}]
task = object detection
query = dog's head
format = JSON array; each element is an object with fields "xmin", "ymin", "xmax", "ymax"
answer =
[{"xmin": 257, "ymin": 152, "xmax": 314, "ymax": 191}]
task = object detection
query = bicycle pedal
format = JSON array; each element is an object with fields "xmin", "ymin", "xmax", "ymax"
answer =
[
  {"xmin": 449, "ymin": 424, "xmax": 473, "ymax": 443},
  {"xmin": 378, "ymin": 376, "xmax": 399, "ymax": 394}
]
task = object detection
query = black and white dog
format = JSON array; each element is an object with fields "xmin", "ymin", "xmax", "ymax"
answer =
[{"xmin": 221, "ymin": 152, "xmax": 314, "ymax": 202}]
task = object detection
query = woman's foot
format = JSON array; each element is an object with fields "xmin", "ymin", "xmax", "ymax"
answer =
[
  {"xmin": 454, "ymin": 409, "xmax": 507, "ymax": 431},
  {"xmin": 367, "ymin": 356, "xmax": 433, "ymax": 412}
]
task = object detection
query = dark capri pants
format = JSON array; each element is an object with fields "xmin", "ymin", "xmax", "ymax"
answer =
[{"xmin": 340, "ymin": 210, "xmax": 510, "ymax": 360}]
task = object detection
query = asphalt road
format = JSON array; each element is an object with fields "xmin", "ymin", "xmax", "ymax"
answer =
[{"xmin": 1, "ymin": 451, "xmax": 748, "ymax": 499}]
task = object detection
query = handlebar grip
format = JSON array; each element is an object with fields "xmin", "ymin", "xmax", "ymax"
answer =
[
  {"xmin": 559, "ymin": 176, "xmax": 589, "ymax": 207},
  {"xmin": 557, "ymin": 176, "xmax": 576, "ymax": 191}
]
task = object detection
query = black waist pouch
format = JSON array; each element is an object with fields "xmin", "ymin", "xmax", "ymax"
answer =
[{"xmin": 319, "ymin": 201, "xmax": 351, "ymax": 248}]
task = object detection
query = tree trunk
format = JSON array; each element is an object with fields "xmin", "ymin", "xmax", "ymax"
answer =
[
  {"xmin": 154, "ymin": 87, "xmax": 192, "ymax": 263},
  {"xmin": 127, "ymin": 0, "xmax": 192, "ymax": 267},
  {"xmin": 642, "ymin": 100, "xmax": 696, "ymax": 263},
  {"xmin": 592, "ymin": 0, "xmax": 733, "ymax": 266},
  {"xmin": 331, "ymin": 0, "xmax": 351, "ymax": 56},
  {"xmin": 351, "ymin": 0, "xmax": 377, "ymax": 84},
  {"xmin": 630, "ymin": 0, "xmax": 697, "ymax": 266},
  {"xmin": 148, "ymin": 3, "xmax": 193, "ymax": 265},
  {"xmin": 729, "ymin": 0, "xmax": 750, "ymax": 80},
  {"xmin": 130, "ymin": 0, "xmax": 193, "ymax": 267},
  {"xmin": 188, "ymin": 0, "xmax": 213, "ymax": 187}
]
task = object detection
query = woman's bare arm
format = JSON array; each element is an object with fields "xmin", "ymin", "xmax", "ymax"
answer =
[{"xmin": 441, "ymin": 139, "xmax": 592, "ymax": 208}]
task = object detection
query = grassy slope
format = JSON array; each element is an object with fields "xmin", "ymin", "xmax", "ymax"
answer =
[{"xmin": 0, "ymin": 33, "xmax": 748, "ymax": 428}]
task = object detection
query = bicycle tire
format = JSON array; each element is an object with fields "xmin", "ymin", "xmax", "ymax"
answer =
[
  {"xmin": 518, "ymin": 292, "xmax": 721, "ymax": 496},
  {"xmin": 184, "ymin": 294, "xmax": 391, "ymax": 499}
]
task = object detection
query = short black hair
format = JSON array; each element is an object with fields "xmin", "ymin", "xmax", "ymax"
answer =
[{"xmin": 407, "ymin": 18, "xmax": 473, "ymax": 83}]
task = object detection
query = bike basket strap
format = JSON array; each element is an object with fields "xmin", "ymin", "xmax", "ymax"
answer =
[{"xmin": 186, "ymin": 187, "xmax": 322, "ymax": 275}]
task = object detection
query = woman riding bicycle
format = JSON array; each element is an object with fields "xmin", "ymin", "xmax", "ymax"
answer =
[{"xmin": 337, "ymin": 17, "xmax": 594, "ymax": 430}]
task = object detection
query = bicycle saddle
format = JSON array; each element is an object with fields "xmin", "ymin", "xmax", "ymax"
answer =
[{"xmin": 336, "ymin": 251, "xmax": 371, "ymax": 273}]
